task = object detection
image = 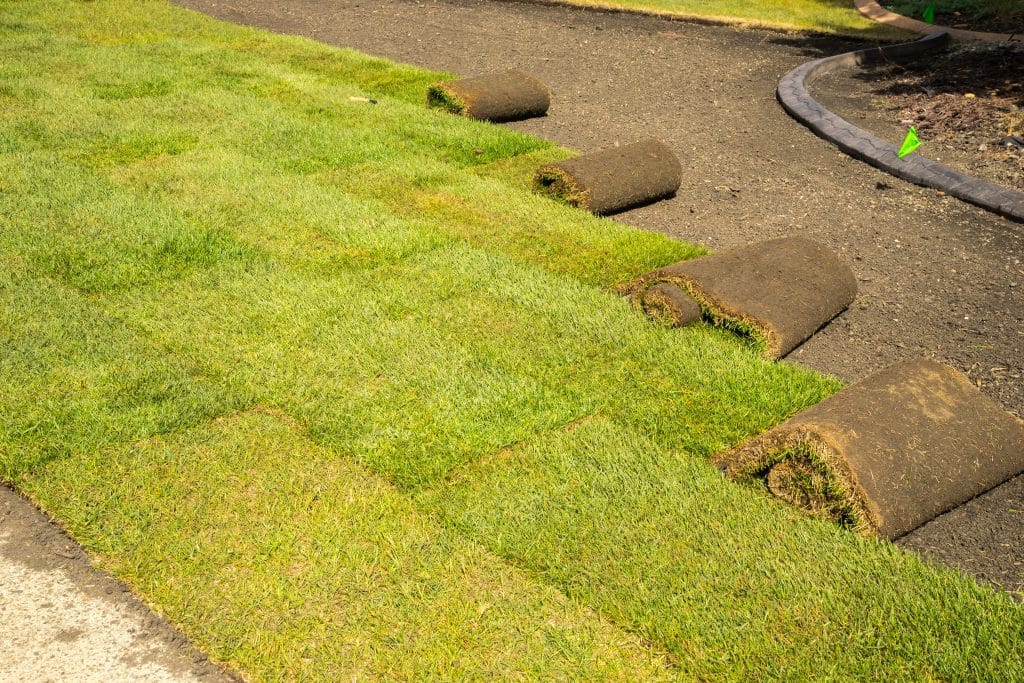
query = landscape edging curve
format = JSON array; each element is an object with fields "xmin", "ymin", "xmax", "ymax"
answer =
[
  {"xmin": 777, "ymin": 32, "xmax": 1024, "ymax": 223},
  {"xmin": 854, "ymin": 0, "xmax": 1021, "ymax": 43}
]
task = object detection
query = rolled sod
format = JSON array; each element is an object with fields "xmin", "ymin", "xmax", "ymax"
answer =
[
  {"xmin": 533, "ymin": 139, "xmax": 682, "ymax": 214},
  {"xmin": 715, "ymin": 358, "xmax": 1024, "ymax": 539},
  {"xmin": 641, "ymin": 282, "xmax": 702, "ymax": 327},
  {"xmin": 426, "ymin": 70, "xmax": 550, "ymax": 122},
  {"xmin": 621, "ymin": 236, "xmax": 857, "ymax": 359}
]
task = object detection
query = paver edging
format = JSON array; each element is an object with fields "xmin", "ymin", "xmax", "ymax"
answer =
[
  {"xmin": 777, "ymin": 32, "xmax": 1024, "ymax": 223},
  {"xmin": 854, "ymin": 0, "xmax": 1021, "ymax": 43}
]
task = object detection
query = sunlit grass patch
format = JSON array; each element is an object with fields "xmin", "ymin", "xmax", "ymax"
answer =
[{"xmin": 22, "ymin": 409, "xmax": 678, "ymax": 680}]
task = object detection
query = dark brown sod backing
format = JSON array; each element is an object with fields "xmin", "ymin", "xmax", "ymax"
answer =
[
  {"xmin": 426, "ymin": 70, "xmax": 550, "ymax": 121},
  {"xmin": 620, "ymin": 236, "xmax": 857, "ymax": 359},
  {"xmin": 716, "ymin": 358, "xmax": 1024, "ymax": 539},
  {"xmin": 533, "ymin": 139, "xmax": 682, "ymax": 214}
]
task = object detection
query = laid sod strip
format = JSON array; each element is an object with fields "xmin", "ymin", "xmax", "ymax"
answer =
[
  {"xmin": 0, "ymin": 256, "xmax": 240, "ymax": 480},
  {"xmin": 101, "ymin": 244, "xmax": 827, "ymax": 489},
  {"xmin": 2, "ymin": 1, "xmax": 1023, "ymax": 678},
  {"xmin": 716, "ymin": 358, "xmax": 1024, "ymax": 538},
  {"xmin": 427, "ymin": 70, "xmax": 551, "ymax": 121},
  {"xmin": 620, "ymin": 237, "xmax": 858, "ymax": 359},
  {"xmin": 0, "ymin": 151, "xmax": 264, "ymax": 293},
  {"xmin": 20, "ymin": 410, "xmax": 678, "ymax": 680},
  {"xmin": 419, "ymin": 417, "xmax": 1024, "ymax": 679},
  {"xmin": 534, "ymin": 139, "xmax": 682, "ymax": 214}
]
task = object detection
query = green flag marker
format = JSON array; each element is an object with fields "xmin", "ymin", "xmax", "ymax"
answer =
[
  {"xmin": 898, "ymin": 126, "xmax": 921, "ymax": 158},
  {"xmin": 922, "ymin": 2, "xmax": 936, "ymax": 24}
]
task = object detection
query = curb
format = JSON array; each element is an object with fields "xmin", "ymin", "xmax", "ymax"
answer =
[
  {"xmin": 854, "ymin": 0, "xmax": 1021, "ymax": 43},
  {"xmin": 777, "ymin": 32, "xmax": 1024, "ymax": 223}
]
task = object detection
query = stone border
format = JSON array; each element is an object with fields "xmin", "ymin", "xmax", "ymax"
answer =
[
  {"xmin": 777, "ymin": 32, "xmax": 1024, "ymax": 222},
  {"xmin": 854, "ymin": 0, "xmax": 1021, "ymax": 43}
]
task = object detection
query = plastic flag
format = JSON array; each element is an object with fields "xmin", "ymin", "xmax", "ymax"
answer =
[{"xmin": 898, "ymin": 126, "xmax": 922, "ymax": 158}]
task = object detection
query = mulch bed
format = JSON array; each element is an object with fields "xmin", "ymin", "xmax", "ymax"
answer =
[
  {"xmin": 884, "ymin": 3, "xmax": 1024, "ymax": 34},
  {"xmin": 867, "ymin": 41, "xmax": 1024, "ymax": 190}
]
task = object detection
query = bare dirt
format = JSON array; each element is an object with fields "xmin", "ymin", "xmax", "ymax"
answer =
[
  {"xmin": 0, "ymin": 484, "xmax": 240, "ymax": 681},
  {"xmin": 158, "ymin": 0, "xmax": 1022, "ymax": 597}
]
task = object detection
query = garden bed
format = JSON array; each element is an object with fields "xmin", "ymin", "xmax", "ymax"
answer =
[
  {"xmin": 883, "ymin": 0, "xmax": 1024, "ymax": 34},
  {"xmin": 815, "ymin": 41, "xmax": 1024, "ymax": 192}
]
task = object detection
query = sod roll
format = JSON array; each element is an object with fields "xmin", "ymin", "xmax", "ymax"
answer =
[
  {"xmin": 621, "ymin": 236, "xmax": 856, "ymax": 359},
  {"xmin": 426, "ymin": 70, "xmax": 550, "ymax": 122},
  {"xmin": 716, "ymin": 358, "xmax": 1024, "ymax": 539},
  {"xmin": 533, "ymin": 139, "xmax": 682, "ymax": 214},
  {"xmin": 642, "ymin": 282, "xmax": 702, "ymax": 327}
]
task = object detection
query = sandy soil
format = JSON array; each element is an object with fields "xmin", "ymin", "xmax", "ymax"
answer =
[{"xmin": 146, "ymin": 0, "xmax": 1022, "ymax": 597}]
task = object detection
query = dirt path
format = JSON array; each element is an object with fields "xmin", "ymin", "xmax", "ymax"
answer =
[
  {"xmin": 168, "ymin": 0, "xmax": 1020, "ymax": 596},
  {"xmin": 0, "ymin": 485, "xmax": 238, "ymax": 682}
]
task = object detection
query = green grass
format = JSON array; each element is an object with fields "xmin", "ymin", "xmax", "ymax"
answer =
[
  {"xmin": 26, "ymin": 410, "xmax": 677, "ymax": 679},
  {"xmin": 540, "ymin": 0, "xmax": 908, "ymax": 37},
  {"xmin": 2, "ymin": 0, "xmax": 1022, "ymax": 679}
]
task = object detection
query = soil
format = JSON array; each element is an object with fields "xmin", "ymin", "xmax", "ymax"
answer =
[
  {"xmin": 816, "ymin": 41, "xmax": 1024, "ymax": 192},
  {"xmin": 162, "ymin": 0, "xmax": 1024, "ymax": 597},
  {"xmin": 0, "ymin": 484, "xmax": 240, "ymax": 681}
]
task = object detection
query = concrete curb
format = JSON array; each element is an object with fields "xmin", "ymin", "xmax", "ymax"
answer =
[
  {"xmin": 854, "ymin": 0, "xmax": 1021, "ymax": 43},
  {"xmin": 777, "ymin": 32, "xmax": 1024, "ymax": 223}
]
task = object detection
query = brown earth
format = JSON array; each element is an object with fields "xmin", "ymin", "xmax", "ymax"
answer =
[
  {"xmin": 816, "ymin": 41, "xmax": 1024, "ymax": 192},
  {"xmin": 162, "ymin": 0, "xmax": 1022, "ymax": 596}
]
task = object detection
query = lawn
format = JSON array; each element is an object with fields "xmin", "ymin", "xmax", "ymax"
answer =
[
  {"xmin": 1, "ymin": 0, "xmax": 1022, "ymax": 679},
  {"xmin": 537, "ymin": 0, "xmax": 907, "ymax": 36}
]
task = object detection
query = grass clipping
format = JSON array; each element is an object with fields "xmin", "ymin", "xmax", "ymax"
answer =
[
  {"xmin": 619, "ymin": 237, "xmax": 857, "ymax": 359},
  {"xmin": 716, "ymin": 358, "xmax": 1024, "ymax": 538}
]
